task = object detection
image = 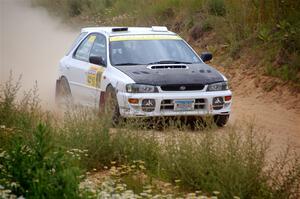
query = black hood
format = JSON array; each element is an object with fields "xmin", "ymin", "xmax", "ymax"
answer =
[{"xmin": 114, "ymin": 63, "xmax": 224, "ymax": 86}]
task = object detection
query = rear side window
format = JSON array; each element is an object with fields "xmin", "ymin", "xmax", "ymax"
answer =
[
  {"xmin": 74, "ymin": 34, "xmax": 97, "ymax": 62},
  {"xmin": 66, "ymin": 32, "xmax": 88, "ymax": 55}
]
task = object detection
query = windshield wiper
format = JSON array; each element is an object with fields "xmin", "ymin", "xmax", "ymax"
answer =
[
  {"xmin": 114, "ymin": 63, "xmax": 143, "ymax": 66},
  {"xmin": 147, "ymin": 60, "xmax": 192, "ymax": 65}
]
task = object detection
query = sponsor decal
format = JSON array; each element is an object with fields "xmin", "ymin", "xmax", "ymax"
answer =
[
  {"xmin": 87, "ymin": 65, "xmax": 104, "ymax": 88},
  {"xmin": 109, "ymin": 35, "xmax": 181, "ymax": 42}
]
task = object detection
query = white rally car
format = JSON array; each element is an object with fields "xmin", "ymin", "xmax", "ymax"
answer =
[{"xmin": 56, "ymin": 26, "xmax": 232, "ymax": 126}]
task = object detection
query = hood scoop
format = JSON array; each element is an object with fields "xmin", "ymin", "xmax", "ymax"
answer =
[{"xmin": 149, "ymin": 64, "xmax": 187, "ymax": 70}]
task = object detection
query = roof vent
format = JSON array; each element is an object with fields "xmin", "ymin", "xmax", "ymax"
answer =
[
  {"xmin": 112, "ymin": 27, "xmax": 128, "ymax": 32},
  {"xmin": 151, "ymin": 26, "xmax": 168, "ymax": 32}
]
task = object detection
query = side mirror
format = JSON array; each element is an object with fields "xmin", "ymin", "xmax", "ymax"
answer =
[
  {"xmin": 200, "ymin": 52, "xmax": 213, "ymax": 62},
  {"xmin": 89, "ymin": 56, "xmax": 106, "ymax": 66}
]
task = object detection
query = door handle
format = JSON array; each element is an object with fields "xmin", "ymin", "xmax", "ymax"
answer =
[{"xmin": 65, "ymin": 65, "xmax": 70, "ymax": 69}]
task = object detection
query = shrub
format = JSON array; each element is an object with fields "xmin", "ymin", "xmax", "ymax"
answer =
[
  {"xmin": 0, "ymin": 75, "xmax": 42, "ymax": 148},
  {"xmin": 0, "ymin": 79, "xmax": 83, "ymax": 198},
  {"xmin": 208, "ymin": 0, "xmax": 226, "ymax": 16},
  {"xmin": 0, "ymin": 123, "xmax": 82, "ymax": 199},
  {"xmin": 57, "ymin": 107, "xmax": 113, "ymax": 170},
  {"xmin": 57, "ymin": 106, "xmax": 161, "ymax": 172},
  {"xmin": 159, "ymin": 123, "xmax": 294, "ymax": 199},
  {"xmin": 111, "ymin": 130, "xmax": 160, "ymax": 173},
  {"xmin": 267, "ymin": 147, "xmax": 300, "ymax": 199}
]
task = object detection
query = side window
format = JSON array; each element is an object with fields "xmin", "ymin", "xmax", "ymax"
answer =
[
  {"xmin": 90, "ymin": 34, "xmax": 107, "ymax": 65},
  {"xmin": 66, "ymin": 32, "xmax": 87, "ymax": 55},
  {"xmin": 74, "ymin": 34, "xmax": 97, "ymax": 62}
]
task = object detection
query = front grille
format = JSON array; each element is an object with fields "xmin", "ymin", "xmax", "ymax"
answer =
[
  {"xmin": 160, "ymin": 99, "xmax": 174, "ymax": 110},
  {"xmin": 160, "ymin": 99, "xmax": 206, "ymax": 111},
  {"xmin": 195, "ymin": 98, "xmax": 205, "ymax": 109},
  {"xmin": 160, "ymin": 84, "xmax": 205, "ymax": 91}
]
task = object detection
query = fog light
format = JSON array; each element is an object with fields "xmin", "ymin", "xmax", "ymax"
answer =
[
  {"xmin": 128, "ymin": 98, "xmax": 139, "ymax": 104},
  {"xmin": 142, "ymin": 99, "xmax": 155, "ymax": 112},
  {"xmin": 224, "ymin": 95, "xmax": 232, "ymax": 101}
]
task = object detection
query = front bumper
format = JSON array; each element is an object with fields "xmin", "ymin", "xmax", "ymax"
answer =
[{"xmin": 117, "ymin": 90, "xmax": 232, "ymax": 117}]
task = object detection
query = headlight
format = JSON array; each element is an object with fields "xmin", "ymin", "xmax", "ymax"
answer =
[
  {"xmin": 207, "ymin": 82, "xmax": 228, "ymax": 91},
  {"xmin": 126, "ymin": 84, "xmax": 158, "ymax": 93}
]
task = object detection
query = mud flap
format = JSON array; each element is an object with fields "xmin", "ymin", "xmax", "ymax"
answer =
[
  {"xmin": 55, "ymin": 79, "xmax": 61, "ymax": 99},
  {"xmin": 99, "ymin": 91, "xmax": 106, "ymax": 112}
]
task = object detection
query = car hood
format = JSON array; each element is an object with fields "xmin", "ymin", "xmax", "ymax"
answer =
[{"xmin": 114, "ymin": 63, "xmax": 224, "ymax": 86}]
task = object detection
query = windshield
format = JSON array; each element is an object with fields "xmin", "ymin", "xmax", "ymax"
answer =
[{"xmin": 109, "ymin": 37, "xmax": 201, "ymax": 66}]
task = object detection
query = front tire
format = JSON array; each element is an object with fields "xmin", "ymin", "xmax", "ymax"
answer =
[{"xmin": 214, "ymin": 115, "xmax": 229, "ymax": 127}]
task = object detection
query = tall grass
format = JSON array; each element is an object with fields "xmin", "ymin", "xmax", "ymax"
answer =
[
  {"xmin": 1, "ymin": 79, "xmax": 300, "ymax": 198},
  {"xmin": 160, "ymin": 124, "xmax": 270, "ymax": 198},
  {"xmin": 0, "ymin": 78, "xmax": 83, "ymax": 199}
]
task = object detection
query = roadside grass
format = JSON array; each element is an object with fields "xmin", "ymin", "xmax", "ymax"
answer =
[
  {"xmin": 1, "ymin": 79, "xmax": 300, "ymax": 198},
  {"xmin": 0, "ymin": 78, "xmax": 83, "ymax": 199},
  {"xmin": 160, "ymin": 123, "xmax": 270, "ymax": 198}
]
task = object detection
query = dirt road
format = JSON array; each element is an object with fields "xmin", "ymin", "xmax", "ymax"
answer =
[
  {"xmin": 231, "ymin": 95, "xmax": 300, "ymax": 154},
  {"xmin": 1, "ymin": 0, "xmax": 299, "ymax": 153}
]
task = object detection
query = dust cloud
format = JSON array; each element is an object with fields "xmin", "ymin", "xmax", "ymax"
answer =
[{"xmin": 0, "ymin": 0, "xmax": 77, "ymax": 108}]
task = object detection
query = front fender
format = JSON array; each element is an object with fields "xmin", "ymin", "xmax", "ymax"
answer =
[{"xmin": 100, "ymin": 66, "xmax": 135, "ymax": 93}]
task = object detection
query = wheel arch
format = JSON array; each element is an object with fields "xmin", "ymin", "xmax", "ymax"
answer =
[
  {"xmin": 56, "ymin": 75, "xmax": 72, "ymax": 95},
  {"xmin": 105, "ymin": 83, "xmax": 114, "ymax": 92}
]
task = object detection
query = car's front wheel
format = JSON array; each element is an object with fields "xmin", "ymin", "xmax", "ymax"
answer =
[{"xmin": 213, "ymin": 115, "xmax": 229, "ymax": 127}]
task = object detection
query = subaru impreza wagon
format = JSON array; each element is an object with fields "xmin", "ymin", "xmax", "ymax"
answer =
[{"xmin": 56, "ymin": 26, "xmax": 232, "ymax": 126}]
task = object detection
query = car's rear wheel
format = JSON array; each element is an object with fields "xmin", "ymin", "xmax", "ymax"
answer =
[
  {"xmin": 55, "ymin": 77, "xmax": 72, "ymax": 107},
  {"xmin": 104, "ymin": 86, "xmax": 121, "ymax": 126},
  {"xmin": 213, "ymin": 115, "xmax": 229, "ymax": 127}
]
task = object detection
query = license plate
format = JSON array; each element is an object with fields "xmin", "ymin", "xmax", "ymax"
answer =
[{"xmin": 174, "ymin": 100, "xmax": 194, "ymax": 111}]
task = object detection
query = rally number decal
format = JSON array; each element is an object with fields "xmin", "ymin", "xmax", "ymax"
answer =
[{"xmin": 87, "ymin": 66, "xmax": 104, "ymax": 88}]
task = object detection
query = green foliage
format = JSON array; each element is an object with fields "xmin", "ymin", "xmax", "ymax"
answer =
[
  {"xmin": 1, "ymin": 79, "xmax": 300, "ymax": 198},
  {"xmin": 111, "ymin": 130, "xmax": 160, "ymax": 172},
  {"xmin": 0, "ymin": 75, "xmax": 41, "ymax": 148},
  {"xmin": 0, "ymin": 79, "xmax": 83, "ymax": 198},
  {"xmin": 0, "ymin": 124, "xmax": 82, "ymax": 199},
  {"xmin": 84, "ymin": 161, "xmax": 220, "ymax": 198},
  {"xmin": 208, "ymin": 0, "xmax": 226, "ymax": 16},
  {"xmin": 160, "ymin": 125, "xmax": 271, "ymax": 199},
  {"xmin": 202, "ymin": 19, "xmax": 213, "ymax": 32},
  {"xmin": 258, "ymin": 27, "xmax": 271, "ymax": 42},
  {"xmin": 265, "ymin": 64, "xmax": 300, "ymax": 83},
  {"xmin": 57, "ymin": 108, "xmax": 160, "ymax": 172},
  {"xmin": 58, "ymin": 107, "xmax": 113, "ymax": 169}
]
